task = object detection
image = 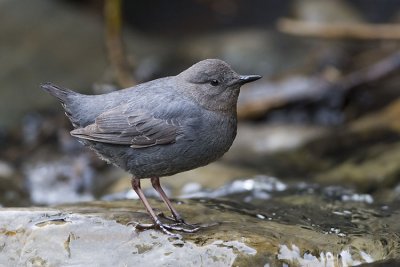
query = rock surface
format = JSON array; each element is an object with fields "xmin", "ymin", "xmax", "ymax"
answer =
[{"xmin": 1, "ymin": 194, "xmax": 399, "ymax": 266}]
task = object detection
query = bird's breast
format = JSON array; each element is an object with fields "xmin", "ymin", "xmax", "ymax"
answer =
[{"xmin": 179, "ymin": 111, "xmax": 237, "ymax": 163}]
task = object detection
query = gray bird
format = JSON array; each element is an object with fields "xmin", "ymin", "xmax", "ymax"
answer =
[{"xmin": 41, "ymin": 59, "xmax": 261, "ymax": 236}]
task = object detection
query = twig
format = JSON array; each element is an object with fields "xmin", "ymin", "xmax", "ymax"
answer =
[
  {"xmin": 330, "ymin": 51, "xmax": 400, "ymax": 91},
  {"xmin": 104, "ymin": 0, "xmax": 135, "ymax": 87},
  {"xmin": 277, "ymin": 18, "xmax": 400, "ymax": 40}
]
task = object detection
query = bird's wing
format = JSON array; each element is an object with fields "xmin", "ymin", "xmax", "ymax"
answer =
[{"xmin": 70, "ymin": 107, "xmax": 180, "ymax": 148}]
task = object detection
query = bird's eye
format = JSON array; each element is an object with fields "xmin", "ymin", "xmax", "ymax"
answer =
[{"xmin": 210, "ymin": 79, "xmax": 219, "ymax": 86}]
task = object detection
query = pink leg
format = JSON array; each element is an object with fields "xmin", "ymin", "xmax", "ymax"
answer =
[
  {"xmin": 131, "ymin": 178, "xmax": 161, "ymax": 224},
  {"xmin": 130, "ymin": 177, "xmax": 200, "ymax": 236},
  {"xmin": 151, "ymin": 177, "xmax": 184, "ymax": 222}
]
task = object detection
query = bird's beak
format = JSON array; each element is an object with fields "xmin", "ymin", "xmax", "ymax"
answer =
[{"xmin": 239, "ymin": 75, "xmax": 262, "ymax": 85}]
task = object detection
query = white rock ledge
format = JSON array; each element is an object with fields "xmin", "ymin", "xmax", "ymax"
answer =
[{"xmin": 0, "ymin": 209, "xmax": 253, "ymax": 267}]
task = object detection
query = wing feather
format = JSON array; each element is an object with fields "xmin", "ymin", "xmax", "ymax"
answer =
[{"xmin": 71, "ymin": 107, "xmax": 179, "ymax": 148}]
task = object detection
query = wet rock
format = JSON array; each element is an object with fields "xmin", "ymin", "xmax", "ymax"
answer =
[
  {"xmin": 0, "ymin": 195, "xmax": 398, "ymax": 266},
  {"xmin": 0, "ymin": 203, "xmax": 257, "ymax": 266}
]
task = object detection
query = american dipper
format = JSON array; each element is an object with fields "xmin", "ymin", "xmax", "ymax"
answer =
[{"xmin": 41, "ymin": 59, "xmax": 261, "ymax": 236}]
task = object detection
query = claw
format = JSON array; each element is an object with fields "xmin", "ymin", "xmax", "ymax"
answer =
[
  {"xmin": 127, "ymin": 220, "xmax": 203, "ymax": 235},
  {"xmin": 128, "ymin": 220, "xmax": 183, "ymax": 238},
  {"xmin": 156, "ymin": 211, "xmax": 175, "ymax": 222},
  {"xmin": 162, "ymin": 223, "xmax": 200, "ymax": 233},
  {"xmin": 156, "ymin": 212, "xmax": 205, "ymax": 231},
  {"xmin": 157, "ymin": 212, "xmax": 182, "ymax": 223},
  {"xmin": 157, "ymin": 223, "xmax": 182, "ymax": 239},
  {"xmin": 127, "ymin": 221, "xmax": 153, "ymax": 229}
]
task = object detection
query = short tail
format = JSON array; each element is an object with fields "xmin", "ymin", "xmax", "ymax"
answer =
[
  {"xmin": 41, "ymin": 82, "xmax": 82, "ymax": 127},
  {"xmin": 41, "ymin": 82, "xmax": 78, "ymax": 103}
]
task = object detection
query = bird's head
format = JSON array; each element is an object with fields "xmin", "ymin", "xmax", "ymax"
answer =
[{"xmin": 177, "ymin": 59, "xmax": 261, "ymax": 112}]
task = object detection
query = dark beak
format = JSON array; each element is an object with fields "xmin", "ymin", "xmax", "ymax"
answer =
[{"xmin": 239, "ymin": 75, "xmax": 262, "ymax": 85}]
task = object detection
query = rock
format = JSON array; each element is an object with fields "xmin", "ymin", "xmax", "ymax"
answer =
[
  {"xmin": 0, "ymin": 209, "xmax": 248, "ymax": 266},
  {"xmin": 0, "ymin": 202, "xmax": 258, "ymax": 267},
  {"xmin": 0, "ymin": 191, "xmax": 399, "ymax": 266}
]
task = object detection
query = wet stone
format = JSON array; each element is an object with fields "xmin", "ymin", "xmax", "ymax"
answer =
[{"xmin": 0, "ymin": 194, "xmax": 399, "ymax": 266}]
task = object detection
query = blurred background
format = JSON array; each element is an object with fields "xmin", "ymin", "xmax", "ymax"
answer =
[{"xmin": 1, "ymin": 0, "xmax": 400, "ymax": 208}]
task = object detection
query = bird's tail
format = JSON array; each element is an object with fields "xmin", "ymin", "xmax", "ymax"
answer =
[
  {"xmin": 41, "ymin": 82, "xmax": 81, "ymax": 127},
  {"xmin": 41, "ymin": 82, "xmax": 78, "ymax": 103}
]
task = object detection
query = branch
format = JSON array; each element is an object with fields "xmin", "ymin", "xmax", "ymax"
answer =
[
  {"xmin": 331, "ymin": 51, "xmax": 400, "ymax": 91},
  {"xmin": 104, "ymin": 0, "xmax": 135, "ymax": 88},
  {"xmin": 277, "ymin": 18, "xmax": 400, "ymax": 40}
]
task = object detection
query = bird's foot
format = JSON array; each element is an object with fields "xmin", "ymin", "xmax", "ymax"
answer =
[
  {"xmin": 128, "ymin": 220, "xmax": 182, "ymax": 238},
  {"xmin": 157, "ymin": 212, "xmax": 202, "ymax": 233},
  {"xmin": 128, "ymin": 218, "xmax": 202, "ymax": 237},
  {"xmin": 157, "ymin": 212, "xmax": 198, "ymax": 227}
]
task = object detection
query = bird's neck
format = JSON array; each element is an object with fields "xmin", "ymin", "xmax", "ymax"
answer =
[{"xmin": 182, "ymin": 87, "xmax": 239, "ymax": 114}]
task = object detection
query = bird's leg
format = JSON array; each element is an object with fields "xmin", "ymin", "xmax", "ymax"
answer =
[
  {"xmin": 150, "ymin": 177, "xmax": 200, "ymax": 232},
  {"xmin": 130, "ymin": 177, "xmax": 179, "ymax": 237},
  {"xmin": 150, "ymin": 177, "xmax": 184, "ymax": 222},
  {"xmin": 130, "ymin": 177, "xmax": 199, "ymax": 236}
]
